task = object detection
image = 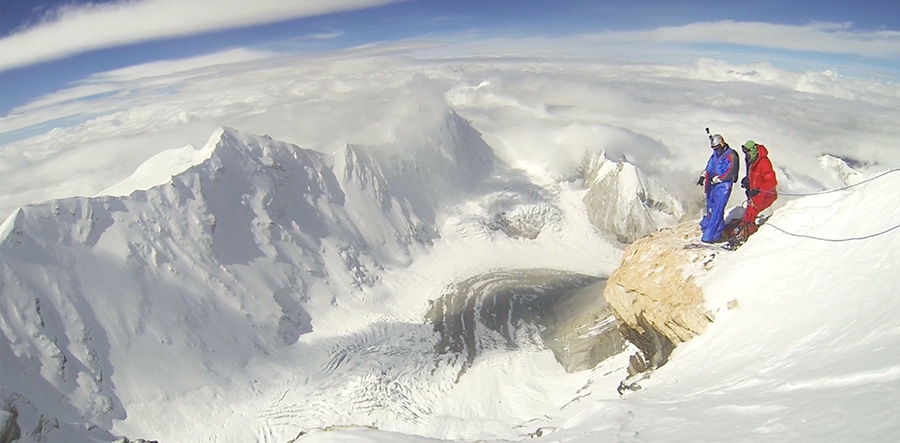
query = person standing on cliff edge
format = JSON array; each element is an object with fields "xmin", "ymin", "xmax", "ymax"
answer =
[
  {"xmin": 697, "ymin": 133, "xmax": 740, "ymax": 243},
  {"xmin": 739, "ymin": 139, "xmax": 778, "ymax": 235}
]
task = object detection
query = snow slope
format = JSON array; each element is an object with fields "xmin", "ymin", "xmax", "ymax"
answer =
[{"xmin": 533, "ymin": 168, "xmax": 900, "ymax": 443}]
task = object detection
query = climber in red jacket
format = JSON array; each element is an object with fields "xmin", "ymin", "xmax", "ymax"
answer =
[{"xmin": 740, "ymin": 140, "xmax": 778, "ymax": 232}]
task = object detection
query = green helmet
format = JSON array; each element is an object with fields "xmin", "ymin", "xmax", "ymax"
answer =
[
  {"xmin": 742, "ymin": 140, "xmax": 756, "ymax": 151},
  {"xmin": 742, "ymin": 140, "xmax": 759, "ymax": 161}
]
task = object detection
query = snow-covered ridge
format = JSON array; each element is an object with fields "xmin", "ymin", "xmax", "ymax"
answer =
[
  {"xmin": 0, "ymin": 113, "xmax": 503, "ymax": 441},
  {"xmin": 97, "ymin": 136, "xmax": 217, "ymax": 197}
]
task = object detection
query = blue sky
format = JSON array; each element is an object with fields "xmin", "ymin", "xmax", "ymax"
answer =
[{"xmin": 1, "ymin": 0, "xmax": 899, "ymax": 117}]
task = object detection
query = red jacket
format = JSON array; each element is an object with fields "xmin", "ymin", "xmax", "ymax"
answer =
[
  {"xmin": 742, "ymin": 144, "xmax": 778, "ymax": 224},
  {"xmin": 747, "ymin": 145, "xmax": 777, "ymax": 193}
]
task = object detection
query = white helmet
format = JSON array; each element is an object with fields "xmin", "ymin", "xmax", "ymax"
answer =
[{"xmin": 710, "ymin": 134, "xmax": 725, "ymax": 148}]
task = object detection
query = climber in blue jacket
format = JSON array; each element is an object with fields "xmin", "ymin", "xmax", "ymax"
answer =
[{"xmin": 697, "ymin": 134, "xmax": 740, "ymax": 243}]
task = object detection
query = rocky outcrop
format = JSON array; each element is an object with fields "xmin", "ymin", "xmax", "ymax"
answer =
[
  {"xmin": 602, "ymin": 221, "xmax": 719, "ymax": 373},
  {"xmin": 0, "ymin": 406, "xmax": 20, "ymax": 443}
]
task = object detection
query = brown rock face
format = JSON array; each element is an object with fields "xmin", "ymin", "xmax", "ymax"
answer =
[{"xmin": 602, "ymin": 221, "xmax": 717, "ymax": 370}]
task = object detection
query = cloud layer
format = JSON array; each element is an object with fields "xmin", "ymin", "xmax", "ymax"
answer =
[
  {"xmin": 600, "ymin": 21, "xmax": 900, "ymax": 59},
  {"xmin": 0, "ymin": 0, "xmax": 405, "ymax": 71},
  {"xmin": 2, "ymin": 42, "xmax": 899, "ymax": 222}
]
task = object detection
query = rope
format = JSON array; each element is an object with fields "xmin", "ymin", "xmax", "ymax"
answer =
[
  {"xmin": 757, "ymin": 168, "xmax": 900, "ymax": 197},
  {"xmin": 764, "ymin": 221, "xmax": 900, "ymax": 242},
  {"xmin": 752, "ymin": 168, "xmax": 900, "ymax": 242}
]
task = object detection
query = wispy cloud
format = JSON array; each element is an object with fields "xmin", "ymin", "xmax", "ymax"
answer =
[
  {"xmin": 307, "ymin": 31, "xmax": 345, "ymax": 40},
  {"xmin": 423, "ymin": 21, "xmax": 900, "ymax": 64},
  {"xmin": 594, "ymin": 21, "xmax": 900, "ymax": 59},
  {"xmin": 0, "ymin": 0, "xmax": 407, "ymax": 72}
]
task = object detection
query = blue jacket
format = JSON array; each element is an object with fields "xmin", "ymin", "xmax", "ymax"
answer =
[{"xmin": 704, "ymin": 146, "xmax": 740, "ymax": 193}]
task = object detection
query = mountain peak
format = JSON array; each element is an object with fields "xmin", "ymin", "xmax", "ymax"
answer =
[
  {"xmin": 582, "ymin": 152, "xmax": 685, "ymax": 243},
  {"xmin": 0, "ymin": 120, "xmax": 507, "ymax": 440}
]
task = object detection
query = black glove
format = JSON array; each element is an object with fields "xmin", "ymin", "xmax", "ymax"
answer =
[
  {"xmin": 741, "ymin": 177, "xmax": 749, "ymax": 189},
  {"xmin": 748, "ymin": 189, "xmax": 760, "ymax": 197},
  {"xmin": 696, "ymin": 175, "xmax": 704, "ymax": 186}
]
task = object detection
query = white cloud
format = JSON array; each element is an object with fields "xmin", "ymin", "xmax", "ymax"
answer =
[
  {"xmin": 0, "ymin": 48, "xmax": 278, "ymax": 144},
  {"xmin": 2, "ymin": 42, "xmax": 899, "ymax": 223},
  {"xmin": 593, "ymin": 20, "xmax": 900, "ymax": 59},
  {"xmin": 416, "ymin": 21, "xmax": 900, "ymax": 64},
  {"xmin": 0, "ymin": 0, "xmax": 407, "ymax": 71},
  {"xmin": 308, "ymin": 31, "xmax": 346, "ymax": 40},
  {"xmin": 3, "ymin": 25, "xmax": 900, "ymax": 219}
]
